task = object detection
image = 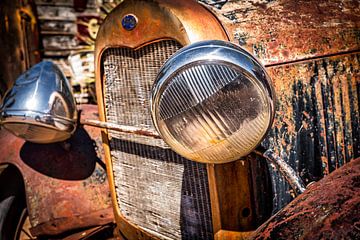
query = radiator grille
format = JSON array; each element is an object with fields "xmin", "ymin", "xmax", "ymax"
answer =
[{"xmin": 102, "ymin": 40, "xmax": 214, "ymax": 239}]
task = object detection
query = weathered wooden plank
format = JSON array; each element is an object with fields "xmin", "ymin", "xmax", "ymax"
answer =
[
  {"xmin": 35, "ymin": 0, "xmax": 97, "ymax": 8},
  {"xmin": 39, "ymin": 21, "xmax": 77, "ymax": 34},
  {"xmin": 37, "ymin": 6, "xmax": 77, "ymax": 21},
  {"xmin": 0, "ymin": 0, "xmax": 40, "ymax": 99}
]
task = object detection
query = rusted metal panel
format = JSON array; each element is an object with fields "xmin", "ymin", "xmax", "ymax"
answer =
[
  {"xmin": 251, "ymin": 157, "xmax": 360, "ymax": 239},
  {"xmin": 0, "ymin": 104, "xmax": 114, "ymax": 236},
  {"xmin": 205, "ymin": 0, "xmax": 360, "ymax": 65},
  {"xmin": 203, "ymin": 1, "xmax": 360, "ymax": 230},
  {"xmin": 211, "ymin": 158, "xmax": 267, "ymax": 231},
  {"xmin": 263, "ymin": 53, "xmax": 360, "ymax": 211}
]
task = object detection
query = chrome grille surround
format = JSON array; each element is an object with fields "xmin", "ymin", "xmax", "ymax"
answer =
[{"xmin": 102, "ymin": 40, "xmax": 214, "ymax": 239}]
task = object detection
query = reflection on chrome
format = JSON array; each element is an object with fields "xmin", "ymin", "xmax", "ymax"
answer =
[
  {"xmin": 26, "ymin": 97, "xmax": 38, "ymax": 110},
  {"xmin": 0, "ymin": 61, "xmax": 77, "ymax": 143},
  {"xmin": 151, "ymin": 40, "xmax": 275, "ymax": 164}
]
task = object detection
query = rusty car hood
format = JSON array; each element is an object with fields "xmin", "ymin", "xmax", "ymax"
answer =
[{"xmin": 210, "ymin": 0, "xmax": 360, "ymax": 66}]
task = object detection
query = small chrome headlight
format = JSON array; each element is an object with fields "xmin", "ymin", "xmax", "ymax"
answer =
[
  {"xmin": 0, "ymin": 61, "xmax": 77, "ymax": 143},
  {"xmin": 151, "ymin": 40, "xmax": 275, "ymax": 164}
]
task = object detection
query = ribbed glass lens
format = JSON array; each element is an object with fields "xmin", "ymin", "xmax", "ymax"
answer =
[
  {"xmin": 152, "ymin": 40, "xmax": 274, "ymax": 164},
  {"xmin": 154, "ymin": 63, "xmax": 272, "ymax": 163}
]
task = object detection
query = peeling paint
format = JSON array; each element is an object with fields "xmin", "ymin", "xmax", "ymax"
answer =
[
  {"xmin": 251, "ymin": 157, "xmax": 360, "ymax": 239},
  {"xmin": 199, "ymin": 0, "xmax": 228, "ymax": 9},
  {"xmin": 262, "ymin": 53, "xmax": 360, "ymax": 211},
  {"xmin": 215, "ymin": 0, "xmax": 360, "ymax": 65}
]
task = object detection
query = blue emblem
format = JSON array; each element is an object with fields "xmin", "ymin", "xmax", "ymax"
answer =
[{"xmin": 122, "ymin": 14, "xmax": 138, "ymax": 31}]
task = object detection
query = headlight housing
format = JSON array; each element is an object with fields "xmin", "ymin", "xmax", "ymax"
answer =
[
  {"xmin": 151, "ymin": 40, "xmax": 275, "ymax": 164},
  {"xmin": 0, "ymin": 61, "xmax": 77, "ymax": 143}
]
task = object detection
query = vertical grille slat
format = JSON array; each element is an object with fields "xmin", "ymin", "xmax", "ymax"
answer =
[{"xmin": 102, "ymin": 40, "xmax": 214, "ymax": 240}]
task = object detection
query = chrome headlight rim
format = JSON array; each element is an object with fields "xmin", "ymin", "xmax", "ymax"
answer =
[
  {"xmin": 151, "ymin": 40, "xmax": 276, "ymax": 164},
  {"xmin": 0, "ymin": 110, "xmax": 77, "ymax": 132}
]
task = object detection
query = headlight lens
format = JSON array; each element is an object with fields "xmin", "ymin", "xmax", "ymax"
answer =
[{"xmin": 151, "ymin": 40, "xmax": 275, "ymax": 164}]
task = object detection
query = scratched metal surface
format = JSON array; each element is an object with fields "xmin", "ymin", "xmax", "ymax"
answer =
[
  {"xmin": 251, "ymin": 157, "xmax": 360, "ymax": 239},
  {"xmin": 202, "ymin": 0, "xmax": 360, "ymax": 66},
  {"xmin": 263, "ymin": 53, "xmax": 360, "ymax": 212}
]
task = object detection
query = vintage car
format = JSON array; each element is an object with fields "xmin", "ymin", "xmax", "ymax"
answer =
[{"xmin": 0, "ymin": 0, "xmax": 359, "ymax": 239}]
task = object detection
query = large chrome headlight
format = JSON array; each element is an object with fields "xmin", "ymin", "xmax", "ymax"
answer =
[
  {"xmin": 151, "ymin": 40, "xmax": 275, "ymax": 164},
  {"xmin": 0, "ymin": 61, "xmax": 77, "ymax": 143}
]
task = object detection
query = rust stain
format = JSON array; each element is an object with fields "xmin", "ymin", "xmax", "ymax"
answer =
[
  {"xmin": 0, "ymin": 104, "xmax": 114, "ymax": 236},
  {"xmin": 262, "ymin": 53, "xmax": 360, "ymax": 211},
  {"xmin": 251, "ymin": 157, "xmax": 360, "ymax": 239},
  {"xmin": 214, "ymin": 0, "xmax": 360, "ymax": 65}
]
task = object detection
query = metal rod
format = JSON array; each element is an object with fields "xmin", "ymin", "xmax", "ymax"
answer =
[
  {"xmin": 254, "ymin": 149, "xmax": 306, "ymax": 196},
  {"xmin": 81, "ymin": 119, "xmax": 306, "ymax": 196},
  {"xmin": 80, "ymin": 119, "xmax": 161, "ymax": 139}
]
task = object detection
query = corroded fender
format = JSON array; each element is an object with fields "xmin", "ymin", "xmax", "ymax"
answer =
[
  {"xmin": 251, "ymin": 157, "xmax": 360, "ymax": 239},
  {"xmin": 0, "ymin": 105, "xmax": 113, "ymax": 236}
]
